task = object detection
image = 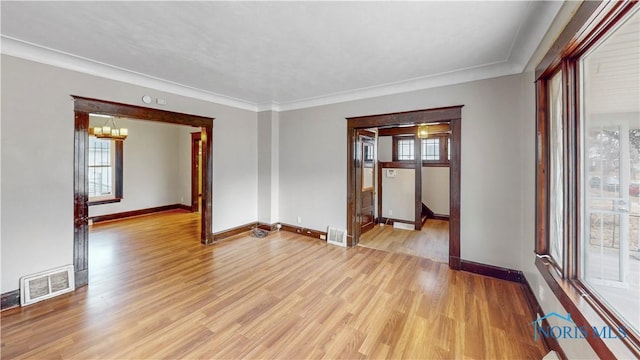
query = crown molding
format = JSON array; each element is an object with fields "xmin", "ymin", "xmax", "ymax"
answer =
[
  {"xmin": 0, "ymin": 36, "xmax": 259, "ymax": 112},
  {"xmin": 276, "ymin": 60, "xmax": 519, "ymax": 112},
  {"xmin": 1, "ymin": 34, "xmax": 542, "ymax": 114}
]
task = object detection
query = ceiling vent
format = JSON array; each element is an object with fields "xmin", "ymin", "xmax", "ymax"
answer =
[
  {"xmin": 20, "ymin": 265, "xmax": 75, "ymax": 306},
  {"xmin": 327, "ymin": 227, "xmax": 347, "ymax": 247}
]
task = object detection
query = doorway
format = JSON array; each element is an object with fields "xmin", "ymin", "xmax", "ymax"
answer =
[
  {"xmin": 72, "ymin": 96, "xmax": 214, "ymax": 287},
  {"xmin": 191, "ymin": 132, "xmax": 203, "ymax": 212},
  {"xmin": 346, "ymin": 106, "xmax": 462, "ymax": 269}
]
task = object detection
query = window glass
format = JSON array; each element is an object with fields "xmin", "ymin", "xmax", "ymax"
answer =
[
  {"xmin": 580, "ymin": 8, "xmax": 639, "ymax": 334},
  {"xmin": 88, "ymin": 137, "xmax": 114, "ymax": 200},
  {"xmin": 549, "ymin": 71, "xmax": 564, "ymax": 267},
  {"xmin": 397, "ymin": 138, "xmax": 414, "ymax": 160},
  {"xmin": 422, "ymin": 138, "xmax": 440, "ymax": 160}
]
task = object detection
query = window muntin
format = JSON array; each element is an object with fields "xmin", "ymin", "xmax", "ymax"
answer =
[
  {"xmin": 88, "ymin": 137, "xmax": 115, "ymax": 201},
  {"xmin": 579, "ymin": 8, "xmax": 640, "ymax": 335},
  {"xmin": 422, "ymin": 138, "xmax": 440, "ymax": 161},
  {"xmin": 393, "ymin": 135, "xmax": 450, "ymax": 164},
  {"xmin": 396, "ymin": 137, "xmax": 414, "ymax": 160}
]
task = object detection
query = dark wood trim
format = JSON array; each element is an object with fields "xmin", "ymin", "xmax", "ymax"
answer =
[
  {"xmin": 114, "ymin": 140, "xmax": 123, "ymax": 199},
  {"xmin": 90, "ymin": 204, "xmax": 190, "ymax": 223},
  {"xmin": 88, "ymin": 198, "xmax": 122, "ymax": 206},
  {"xmin": 177, "ymin": 204, "xmax": 192, "ymax": 212},
  {"xmin": 413, "ymin": 134, "xmax": 422, "ymax": 231},
  {"xmin": 432, "ymin": 214, "xmax": 450, "ymax": 221},
  {"xmin": 535, "ymin": 258, "xmax": 618, "ymax": 359},
  {"xmin": 534, "ymin": 2, "xmax": 640, "ymax": 357},
  {"xmin": 279, "ymin": 223, "xmax": 327, "ymax": 241},
  {"xmin": 377, "ymin": 160, "xmax": 382, "ymax": 229},
  {"xmin": 257, "ymin": 222, "xmax": 278, "ymax": 231},
  {"xmin": 377, "ymin": 217, "xmax": 415, "ymax": 226},
  {"xmin": 191, "ymin": 132, "xmax": 202, "ymax": 212},
  {"xmin": 535, "ymin": 79, "xmax": 548, "ymax": 255},
  {"xmin": 73, "ymin": 96, "xmax": 212, "ymax": 127},
  {"xmin": 521, "ymin": 276, "xmax": 567, "ymax": 360},
  {"xmin": 347, "ymin": 106, "xmax": 463, "ymax": 128},
  {"xmin": 448, "ymin": 117, "xmax": 461, "ymax": 270},
  {"xmin": 348, "ymin": 106, "xmax": 462, "ymax": 270},
  {"xmin": 201, "ymin": 126, "xmax": 213, "ymax": 245},
  {"xmin": 1, "ymin": 290, "xmax": 20, "ymax": 311},
  {"xmin": 535, "ymin": 1, "xmax": 601, "ymax": 79},
  {"xmin": 73, "ymin": 111, "xmax": 90, "ymax": 288},
  {"xmin": 460, "ymin": 260, "xmax": 523, "ymax": 283},
  {"xmin": 212, "ymin": 222, "xmax": 258, "ymax": 241},
  {"xmin": 73, "ymin": 96, "xmax": 215, "ymax": 290},
  {"xmin": 379, "ymin": 161, "xmax": 415, "ymax": 169}
]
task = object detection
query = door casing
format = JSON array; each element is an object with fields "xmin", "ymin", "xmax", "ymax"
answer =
[
  {"xmin": 72, "ymin": 96, "xmax": 214, "ymax": 287},
  {"xmin": 346, "ymin": 106, "xmax": 463, "ymax": 269}
]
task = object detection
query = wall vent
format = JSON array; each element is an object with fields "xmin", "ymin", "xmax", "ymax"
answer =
[
  {"xmin": 327, "ymin": 227, "xmax": 347, "ymax": 247},
  {"xmin": 20, "ymin": 265, "xmax": 75, "ymax": 306}
]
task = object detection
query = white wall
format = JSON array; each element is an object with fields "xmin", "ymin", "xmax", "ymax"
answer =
[
  {"xmin": 378, "ymin": 136, "xmax": 392, "ymax": 162},
  {"xmin": 381, "ymin": 168, "xmax": 415, "ymax": 222},
  {"xmin": 422, "ymin": 167, "xmax": 449, "ymax": 215},
  {"xmin": 257, "ymin": 110, "xmax": 280, "ymax": 225},
  {"xmin": 279, "ymin": 74, "xmax": 524, "ymax": 269},
  {"xmin": 88, "ymin": 117, "xmax": 194, "ymax": 217},
  {"xmin": 1, "ymin": 55, "xmax": 257, "ymax": 293}
]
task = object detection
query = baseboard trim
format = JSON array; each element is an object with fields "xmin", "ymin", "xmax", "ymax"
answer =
[
  {"xmin": 257, "ymin": 222, "xmax": 277, "ymax": 231},
  {"xmin": 75, "ymin": 269, "xmax": 89, "ymax": 288},
  {"xmin": 432, "ymin": 214, "xmax": 450, "ymax": 221},
  {"xmin": 449, "ymin": 256, "xmax": 461, "ymax": 270},
  {"xmin": 1, "ymin": 289, "xmax": 20, "ymax": 311},
  {"xmin": 177, "ymin": 204, "xmax": 193, "ymax": 212},
  {"xmin": 280, "ymin": 223, "xmax": 327, "ymax": 241},
  {"xmin": 212, "ymin": 222, "xmax": 258, "ymax": 241},
  {"xmin": 377, "ymin": 217, "xmax": 415, "ymax": 226},
  {"xmin": 521, "ymin": 276, "xmax": 567, "ymax": 360},
  {"xmin": 460, "ymin": 259, "xmax": 524, "ymax": 283},
  {"xmin": 90, "ymin": 204, "xmax": 190, "ymax": 223}
]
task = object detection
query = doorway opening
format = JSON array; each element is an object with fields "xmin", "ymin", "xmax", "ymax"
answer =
[
  {"xmin": 346, "ymin": 106, "xmax": 462, "ymax": 269},
  {"xmin": 72, "ymin": 96, "xmax": 214, "ymax": 287}
]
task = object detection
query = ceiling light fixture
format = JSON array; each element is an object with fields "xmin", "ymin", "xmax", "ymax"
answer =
[
  {"xmin": 417, "ymin": 124, "xmax": 429, "ymax": 139},
  {"xmin": 89, "ymin": 117, "xmax": 128, "ymax": 141}
]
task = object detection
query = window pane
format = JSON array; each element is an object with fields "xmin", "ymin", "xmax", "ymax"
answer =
[
  {"xmin": 88, "ymin": 137, "xmax": 114, "ymax": 198},
  {"xmin": 549, "ymin": 71, "xmax": 564, "ymax": 267},
  {"xmin": 397, "ymin": 138, "xmax": 414, "ymax": 160},
  {"xmin": 422, "ymin": 138, "xmax": 440, "ymax": 160},
  {"xmin": 580, "ymin": 9, "xmax": 639, "ymax": 334}
]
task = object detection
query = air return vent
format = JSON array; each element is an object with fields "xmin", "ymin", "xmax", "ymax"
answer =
[
  {"xmin": 327, "ymin": 227, "xmax": 347, "ymax": 247},
  {"xmin": 20, "ymin": 265, "xmax": 74, "ymax": 306}
]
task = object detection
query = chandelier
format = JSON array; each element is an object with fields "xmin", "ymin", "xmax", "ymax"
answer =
[{"xmin": 89, "ymin": 117, "xmax": 128, "ymax": 140}]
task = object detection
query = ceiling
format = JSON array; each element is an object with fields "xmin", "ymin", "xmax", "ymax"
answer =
[{"xmin": 0, "ymin": 1, "xmax": 563, "ymax": 111}]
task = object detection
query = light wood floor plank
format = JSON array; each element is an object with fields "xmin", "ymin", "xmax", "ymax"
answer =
[{"xmin": 1, "ymin": 210, "xmax": 547, "ymax": 359}]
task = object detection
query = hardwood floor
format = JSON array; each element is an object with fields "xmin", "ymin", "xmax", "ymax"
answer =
[
  {"xmin": 1, "ymin": 211, "xmax": 547, "ymax": 359},
  {"xmin": 359, "ymin": 219, "xmax": 449, "ymax": 263}
]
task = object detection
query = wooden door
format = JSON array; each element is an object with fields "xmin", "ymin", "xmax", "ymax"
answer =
[{"xmin": 359, "ymin": 132, "xmax": 376, "ymax": 235}]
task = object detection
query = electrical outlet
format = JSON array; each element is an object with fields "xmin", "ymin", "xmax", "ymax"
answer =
[
  {"xmin": 388, "ymin": 210, "xmax": 393, "ymax": 216},
  {"xmin": 297, "ymin": 216, "xmax": 302, "ymax": 224}
]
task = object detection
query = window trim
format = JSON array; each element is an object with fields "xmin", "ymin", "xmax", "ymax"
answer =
[
  {"xmin": 392, "ymin": 134, "xmax": 451, "ymax": 166},
  {"xmin": 535, "ymin": 1, "xmax": 640, "ymax": 358},
  {"xmin": 88, "ymin": 139, "xmax": 123, "ymax": 206}
]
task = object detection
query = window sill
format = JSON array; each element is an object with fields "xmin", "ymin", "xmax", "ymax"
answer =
[
  {"xmin": 535, "ymin": 257, "xmax": 639, "ymax": 358},
  {"xmin": 88, "ymin": 198, "xmax": 121, "ymax": 206}
]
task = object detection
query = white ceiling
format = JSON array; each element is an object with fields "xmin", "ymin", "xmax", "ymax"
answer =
[{"xmin": 0, "ymin": 1, "xmax": 563, "ymax": 111}]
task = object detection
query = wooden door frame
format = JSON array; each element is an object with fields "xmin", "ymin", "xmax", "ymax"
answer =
[
  {"xmin": 191, "ymin": 131, "xmax": 202, "ymax": 212},
  {"xmin": 357, "ymin": 130, "xmax": 377, "ymax": 235},
  {"xmin": 347, "ymin": 105, "xmax": 463, "ymax": 269},
  {"xmin": 72, "ymin": 96, "xmax": 214, "ymax": 287}
]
